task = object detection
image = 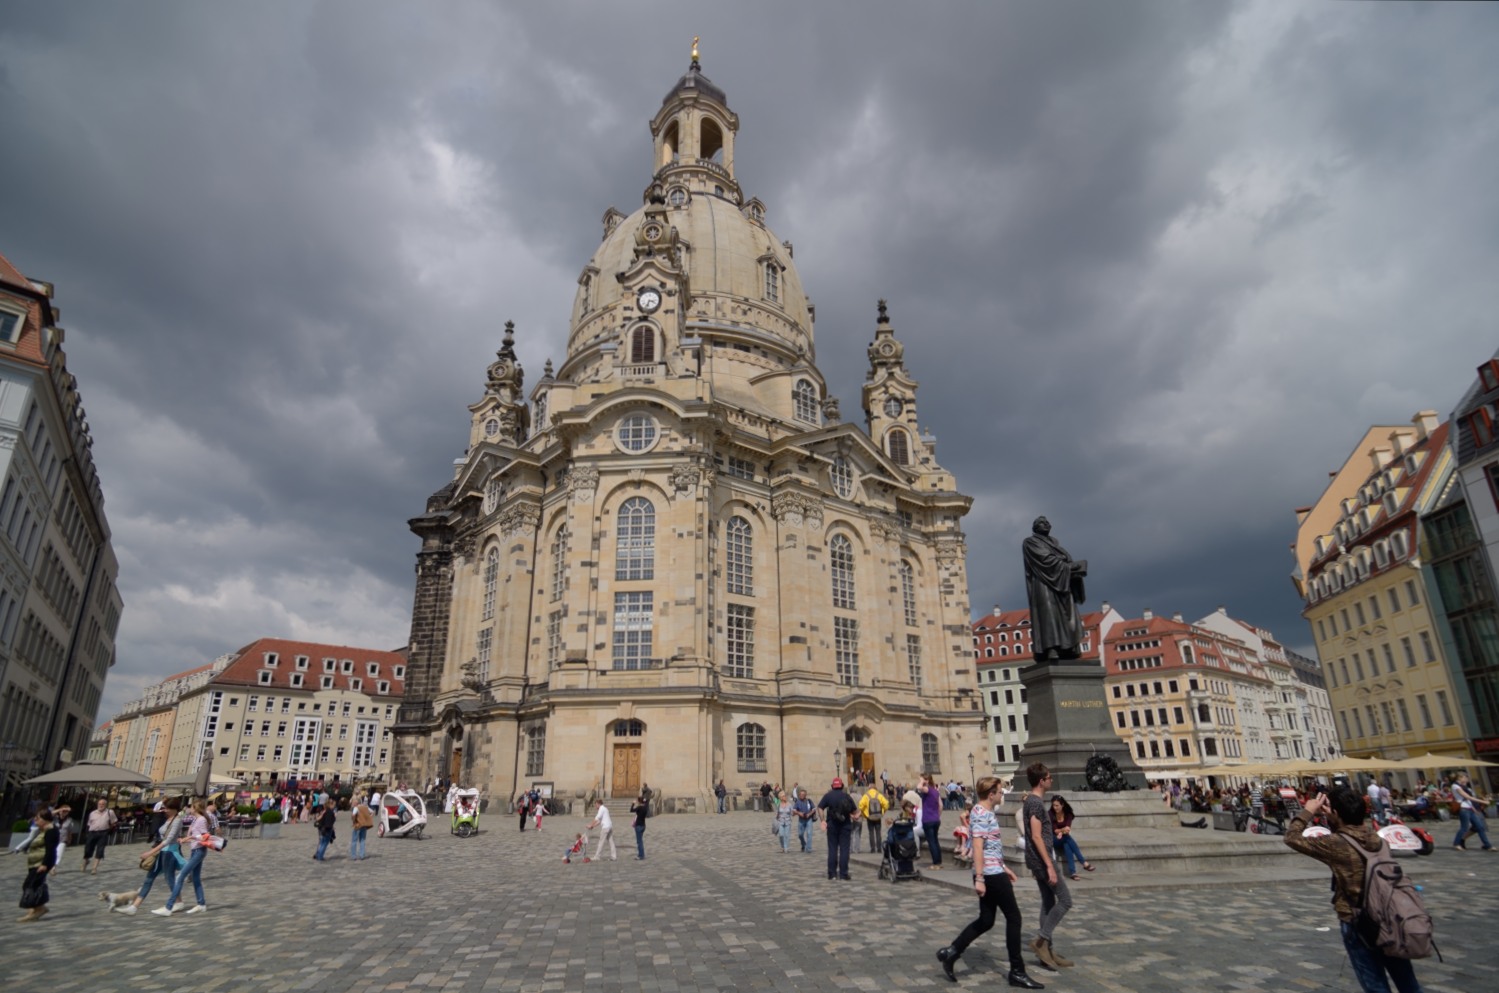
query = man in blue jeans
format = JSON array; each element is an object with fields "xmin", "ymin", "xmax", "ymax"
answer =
[
  {"xmin": 817, "ymin": 778, "xmax": 856, "ymax": 880},
  {"xmin": 793, "ymin": 788, "xmax": 817, "ymax": 852},
  {"xmin": 1284, "ymin": 786, "xmax": 1424, "ymax": 993}
]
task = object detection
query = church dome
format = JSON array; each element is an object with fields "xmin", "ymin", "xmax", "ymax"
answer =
[{"xmin": 563, "ymin": 55, "xmax": 814, "ymax": 366}]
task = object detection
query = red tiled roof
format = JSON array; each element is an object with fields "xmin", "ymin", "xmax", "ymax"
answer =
[
  {"xmin": 0, "ymin": 249, "xmax": 27, "ymax": 287},
  {"xmin": 162, "ymin": 662, "xmax": 216, "ymax": 683},
  {"xmin": 210, "ymin": 637, "xmax": 406, "ymax": 696}
]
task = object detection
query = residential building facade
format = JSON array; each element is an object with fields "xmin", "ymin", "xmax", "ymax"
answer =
[
  {"xmin": 1294, "ymin": 412, "xmax": 1473, "ymax": 783},
  {"xmin": 0, "ymin": 250, "xmax": 121, "ymax": 791},
  {"xmin": 391, "ymin": 55, "xmax": 979, "ymax": 809}
]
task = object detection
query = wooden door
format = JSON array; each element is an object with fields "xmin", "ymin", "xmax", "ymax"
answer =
[
  {"xmin": 449, "ymin": 747, "xmax": 463, "ymax": 784},
  {"xmin": 612, "ymin": 744, "xmax": 641, "ymax": 797}
]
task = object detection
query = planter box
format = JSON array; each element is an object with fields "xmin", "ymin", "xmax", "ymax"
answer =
[
  {"xmin": 6, "ymin": 833, "xmax": 29, "ymax": 851},
  {"xmin": 259, "ymin": 823, "xmax": 282, "ymax": 840}
]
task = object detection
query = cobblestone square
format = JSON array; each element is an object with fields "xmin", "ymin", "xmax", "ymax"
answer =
[{"xmin": 5, "ymin": 813, "xmax": 1495, "ymax": 993}]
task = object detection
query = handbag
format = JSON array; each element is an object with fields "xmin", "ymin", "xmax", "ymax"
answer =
[
  {"xmin": 139, "ymin": 850, "xmax": 159, "ymax": 872},
  {"xmin": 19, "ymin": 868, "xmax": 48, "ymax": 908}
]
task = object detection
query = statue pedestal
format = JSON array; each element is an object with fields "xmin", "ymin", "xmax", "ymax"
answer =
[{"xmin": 1018, "ymin": 661, "xmax": 1147, "ymax": 791}]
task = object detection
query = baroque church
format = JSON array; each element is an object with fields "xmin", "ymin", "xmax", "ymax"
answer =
[{"xmin": 390, "ymin": 52, "xmax": 979, "ymax": 810}]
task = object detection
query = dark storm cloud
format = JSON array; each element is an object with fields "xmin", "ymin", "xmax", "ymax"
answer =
[{"xmin": 0, "ymin": 1, "xmax": 1495, "ymax": 719}]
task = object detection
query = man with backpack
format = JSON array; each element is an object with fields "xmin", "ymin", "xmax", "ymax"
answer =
[
  {"xmin": 818, "ymin": 778, "xmax": 857, "ymax": 880},
  {"xmin": 1285, "ymin": 785, "xmax": 1430, "ymax": 993},
  {"xmin": 859, "ymin": 783, "xmax": 888, "ymax": 853}
]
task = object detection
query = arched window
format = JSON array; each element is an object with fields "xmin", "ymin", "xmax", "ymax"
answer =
[
  {"xmin": 764, "ymin": 262, "xmax": 779, "ymax": 303},
  {"xmin": 736, "ymin": 722, "xmax": 766, "ymax": 772},
  {"xmin": 830, "ymin": 534, "xmax": 856, "ymax": 610},
  {"xmin": 630, "ymin": 325, "xmax": 655, "ymax": 364},
  {"xmin": 482, "ymin": 547, "xmax": 499, "ymax": 621},
  {"xmin": 483, "ymin": 476, "xmax": 504, "ymax": 515},
  {"xmin": 612, "ymin": 719, "xmax": 645, "ymax": 737},
  {"xmin": 661, "ymin": 120, "xmax": 679, "ymax": 166},
  {"xmin": 899, "ymin": 561, "xmax": 917, "ymax": 626},
  {"xmin": 534, "ymin": 393, "xmax": 548, "ymax": 431},
  {"xmin": 616, "ymin": 498, "xmax": 655, "ymax": 580},
  {"xmin": 887, "ymin": 428, "xmax": 910, "ymax": 466},
  {"xmin": 549, "ymin": 526, "xmax": 568, "ymax": 601},
  {"xmin": 921, "ymin": 732, "xmax": 940, "ymax": 774},
  {"xmin": 701, "ymin": 118, "xmax": 724, "ymax": 163},
  {"xmin": 1181, "ymin": 644, "xmax": 1194, "ymax": 665},
  {"xmin": 792, "ymin": 380, "xmax": 819, "ymax": 424},
  {"xmin": 726, "ymin": 516, "xmax": 753, "ymax": 595},
  {"xmin": 831, "ymin": 457, "xmax": 853, "ymax": 499}
]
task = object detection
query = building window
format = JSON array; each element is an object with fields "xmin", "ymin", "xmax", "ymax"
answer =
[
  {"xmin": 616, "ymin": 497, "xmax": 655, "ymax": 580},
  {"xmin": 921, "ymin": 733, "xmax": 940, "ymax": 774},
  {"xmin": 550, "ymin": 526, "xmax": 568, "ymax": 601},
  {"xmin": 900, "ymin": 561, "xmax": 918, "ymax": 626},
  {"xmin": 835, "ymin": 615, "xmax": 860, "ymax": 686},
  {"xmin": 613, "ymin": 719, "xmax": 645, "ymax": 737},
  {"xmin": 1418, "ymin": 631, "xmax": 1436, "ymax": 663},
  {"xmin": 629, "ymin": 325, "xmax": 655, "ymax": 364},
  {"xmin": 726, "ymin": 516, "xmax": 753, "ymax": 595},
  {"xmin": 482, "ymin": 547, "xmax": 499, "ymax": 621},
  {"xmin": 792, "ymin": 379, "xmax": 819, "ymax": 424},
  {"xmin": 258, "ymin": 670, "xmax": 272, "ymax": 685},
  {"xmin": 616, "ymin": 414, "xmax": 658, "ymax": 453},
  {"xmin": 887, "ymin": 428, "xmax": 910, "ymax": 466},
  {"xmin": 763, "ymin": 263, "xmax": 779, "ymax": 303},
  {"xmin": 1416, "ymin": 694, "xmax": 1433, "ymax": 728},
  {"xmin": 525, "ymin": 724, "xmax": 546, "ymax": 777},
  {"xmin": 612, "ymin": 592, "xmax": 654, "ymax": 670},
  {"xmin": 725, "ymin": 604, "xmax": 754, "ymax": 678},
  {"xmin": 906, "ymin": 634, "xmax": 922, "ymax": 690},
  {"xmin": 248, "ymin": 695, "xmax": 258, "ymax": 712},
  {"xmin": 830, "ymin": 534, "xmax": 856, "ymax": 610},
  {"xmin": 290, "ymin": 674, "xmax": 303, "ymax": 688},
  {"xmin": 483, "ymin": 477, "xmax": 504, "ymax": 515},
  {"xmin": 1401, "ymin": 637, "xmax": 1415, "ymax": 666},
  {"xmin": 1396, "ymin": 698, "xmax": 1412, "ymax": 732},
  {"xmin": 546, "ymin": 610, "xmax": 564, "ymax": 669},
  {"xmin": 1405, "ymin": 579, "xmax": 1421, "ymax": 607},
  {"xmin": 737, "ymin": 722, "xmax": 767, "ymax": 772},
  {"xmin": 321, "ymin": 675, "xmax": 334, "ymax": 689},
  {"xmin": 475, "ymin": 627, "xmax": 492, "ymax": 682},
  {"xmin": 1436, "ymin": 690, "xmax": 1454, "ymax": 726},
  {"xmin": 831, "ymin": 457, "xmax": 854, "ymax": 499}
]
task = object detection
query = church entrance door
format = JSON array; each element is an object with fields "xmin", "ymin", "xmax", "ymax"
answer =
[
  {"xmin": 449, "ymin": 747, "xmax": 463, "ymax": 784},
  {"xmin": 845, "ymin": 749, "xmax": 873, "ymax": 779},
  {"xmin": 612, "ymin": 744, "xmax": 641, "ymax": 797}
]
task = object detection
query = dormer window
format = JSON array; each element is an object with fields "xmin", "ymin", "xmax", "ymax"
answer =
[
  {"xmin": 258, "ymin": 670, "xmax": 272, "ymax": 685},
  {"xmin": 321, "ymin": 675, "xmax": 334, "ymax": 689},
  {"xmin": 342, "ymin": 660, "xmax": 353, "ymax": 674},
  {"xmin": 367, "ymin": 663, "xmax": 380, "ymax": 677},
  {"xmin": 378, "ymin": 680, "xmax": 391, "ymax": 695},
  {"xmin": 350, "ymin": 678, "xmax": 362, "ymax": 692},
  {"xmin": 323, "ymin": 658, "xmax": 335, "ymax": 672},
  {"xmin": 290, "ymin": 673, "xmax": 303, "ymax": 688},
  {"xmin": 792, "ymin": 380, "xmax": 819, "ymax": 424},
  {"xmin": 264, "ymin": 653, "xmax": 279, "ymax": 667},
  {"xmin": 394, "ymin": 666, "xmax": 405, "ymax": 679}
]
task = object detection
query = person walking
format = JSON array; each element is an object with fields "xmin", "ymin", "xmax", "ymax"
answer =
[
  {"xmin": 630, "ymin": 793, "xmax": 649, "ymax": 860},
  {"xmin": 83, "ymin": 799, "xmax": 118, "ymax": 874},
  {"xmin": 1048, "ymin": 795, "xmax": 1095, "ymax": 879},
  {"xmin": 313, "ymin": 799, "xmax": 337, "ymax": 861},
  {"xmin": 817, "ymin": 777, "xmax": 856, "ymax": 880},
  {"xmin": 1022, "ymin": 764, "xmax": 1074, "ymax": 972},
  {"xmin": 16, "ymin": 809, "xmax": 59, "ymax": 922},
  {"xmin": 714, "ymin": 779, "xmax": 727, "ymax": 814},
  {"xmin": 1450, "ymin": 773, "xmax": 1492, "ymax": 851},
  {"xmin": 350, "ymin": 796, "xmax": 374, "ymax": 860},
  {"xmin": 587, "ymin": 798, "xmax": 617, "ymax": 861},
  {"xmin": 793, "ymin": 787, "xmax": 817, "ymax": 852},
  {"xmin": 516, "ymin": 791, "xmax": 530, "ymax": 832},
  {"xmin": 935, "ymin": 777, "xmax": 1044, "ymax": 988},
  {"xmin": 773, "ymin": 791, "xmax": 794, "ymax": 853},
  {"xmin": 51, "ymin": 805, "xmax": 74, "ymax": 873},
  {"xmin": 917, "ymin": 774, "xmax": 944, "ymax": 869},
  {"xmin": 1285, "ymin": 786, "xmax": 1425, "ymax": 993},
  {"xmin": 104, "ymin": 798, "xmax": 183, "ymax": 915},
  {"xmin": 858, "ymin": 782, "xmax": 888, "ymax": 853},
  {"xmin": 155, "ymin": 798, "xmax": 214, "ymax": 915}
]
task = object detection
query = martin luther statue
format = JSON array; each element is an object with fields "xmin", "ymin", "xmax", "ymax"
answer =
[{"xmin": 1023, "ymin": 516, "xmax": 1088, "ymax": 662}]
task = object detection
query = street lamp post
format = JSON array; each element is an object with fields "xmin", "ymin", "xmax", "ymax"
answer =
[
  {"xmin": 968, "ymin": 752, "xmax": 975, "ymax": 793},
  {"xmin": 833, "ymin": 746, "xmax": 841, "ymax": 782}
]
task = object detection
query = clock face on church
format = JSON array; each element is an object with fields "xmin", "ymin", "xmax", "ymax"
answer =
[
  {"xmin": 883, "ymin": 397, "xmax": 903, "ymax": 417},
  {"xmin": 637, "ymin": 288, "xmax": 661, "ymax": 313}
]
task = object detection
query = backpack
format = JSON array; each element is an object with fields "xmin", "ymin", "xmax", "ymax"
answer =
[
  {"xmin": 1340, "ymin": 835, "xmax": 1435, "ymax": 960},
  {"xmin": 826, "ymin": 794, "xmax": 854, "ymax": 825}
]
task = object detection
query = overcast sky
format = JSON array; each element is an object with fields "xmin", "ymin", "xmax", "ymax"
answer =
[{"xmin": 1, "ymin": 2, "xmax": 1495, "ymax": 721}]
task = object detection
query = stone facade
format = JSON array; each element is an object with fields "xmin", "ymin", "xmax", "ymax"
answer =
[{"xmin": 391, "ymin": 57, "xmax": 979, "ymax": 810}]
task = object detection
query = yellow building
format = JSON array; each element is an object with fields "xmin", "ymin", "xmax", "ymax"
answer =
[
  {"xmin": 391, "ymin": 54, "xmax": 979, "ymax": 808},
  {"xmin": 1294, "ymin": 412, "xmax": 1473, "ymax": 784}
]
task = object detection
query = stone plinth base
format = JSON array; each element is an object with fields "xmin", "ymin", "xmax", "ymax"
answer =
[{"xmin": 1018, "ymin": 660, "xmax": 1148, "ymax": 790}]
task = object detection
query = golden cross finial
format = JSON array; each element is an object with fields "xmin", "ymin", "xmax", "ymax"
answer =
[{"xmin": 691, "ymin": 36, "xmax": 700, "ymax": 63}]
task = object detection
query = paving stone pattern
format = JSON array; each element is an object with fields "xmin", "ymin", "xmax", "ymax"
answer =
[{"xmin": 4, "ymin": 814, "xmax": 1496, "ymax": 993}]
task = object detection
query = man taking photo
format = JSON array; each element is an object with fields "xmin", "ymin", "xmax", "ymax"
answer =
[{"xmin": 1284, "ymin": 786, "xmax": 1423, "ymax": 993}]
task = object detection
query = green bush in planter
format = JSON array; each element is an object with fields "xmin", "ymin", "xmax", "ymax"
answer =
[
  {"xmin": 235, "ymin": 804, "xmax": 257, "ymax": 816},
  {"xmin": 259, "ymin": 810, "xmax": 283, "ymax": 824},
  {"xmin": 11, "ymin": 818, "xmax": 30, "ymax": 833}
]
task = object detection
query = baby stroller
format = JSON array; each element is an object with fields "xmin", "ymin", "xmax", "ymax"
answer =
[{"xmin": 878, "ymin": 817, "xmax": 923, "ymax": 884}]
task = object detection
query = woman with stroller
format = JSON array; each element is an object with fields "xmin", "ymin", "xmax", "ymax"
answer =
[
  {"xmin": 1049, "ymin": 796, "xmax": 1094, "ymax": 880},
  {"xmin": 936, "ymin": 777, "xmax": 1043, "ymax": 988}
]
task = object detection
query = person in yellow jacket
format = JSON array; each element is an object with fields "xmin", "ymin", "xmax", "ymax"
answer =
[{"xmin": 859, "ymin": 785, "xmax": 889, "ymax": 853}]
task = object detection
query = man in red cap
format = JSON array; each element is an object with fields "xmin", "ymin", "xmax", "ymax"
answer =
[{"xmin": 818, "ymin": 778, "xmax": 857, "ymax": 880}]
